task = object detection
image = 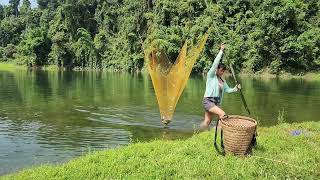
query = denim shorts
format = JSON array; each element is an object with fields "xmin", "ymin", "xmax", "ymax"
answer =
[{"xmin": 202, "ymin": 97, "xmax": 220, "ymax": 111}]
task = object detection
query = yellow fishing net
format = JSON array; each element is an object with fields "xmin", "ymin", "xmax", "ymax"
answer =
[{"xmin": 144, "ymin": 33, "xmax": 208, "ymax": 124}]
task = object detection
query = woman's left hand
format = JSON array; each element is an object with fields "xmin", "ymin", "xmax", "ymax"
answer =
[{"xmin": 236, "ymin": 84, "xmax": 241, "ymax": 90}]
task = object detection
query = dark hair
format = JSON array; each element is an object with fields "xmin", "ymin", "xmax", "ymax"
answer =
[{"xmin": 218, "ymin": 63, "xmax": 227, "ymax": 70}]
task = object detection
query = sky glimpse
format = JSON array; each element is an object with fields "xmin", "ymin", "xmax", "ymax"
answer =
[{"xmin": 0, "ymin": 0, "xmax": 38, "ymax": 8}]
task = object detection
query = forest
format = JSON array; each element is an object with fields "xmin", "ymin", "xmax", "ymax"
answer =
[{"xmin": 0, "ymin": 0, "xmax": 319, "ymax": 74}]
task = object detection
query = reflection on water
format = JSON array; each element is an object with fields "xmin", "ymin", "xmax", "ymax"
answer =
[{"xmin": 0, "ymin": 69, "xmax": 319, "ymax": 175}]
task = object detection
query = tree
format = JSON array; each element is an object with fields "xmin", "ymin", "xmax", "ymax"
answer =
[
  {"xmin": 73, "ymin": 28, "xmax": 96, "ymax": 68},
  {"xmin": 3, "ymin": 44, "xmax": 16, "ymax": 59},
  {"xmin": 0, "ymin": 0, "xmax": 318, "ymax": 72},
  {"xmin": 243, "ymin": 0, "xmax": 320, "ymax": 72},
  {"xmin": 0, "ymin": 5, "xmax": 4, "ymax": 20},
  {"xmin": 9, "ymin": 0, "xmax": 20, "ymax": 16},
  {"xmin": 48, "ymin": 24, "xmax": 72, "ymax": 67},
  {"xmin": 16, "ymin": 27, "xmax": 51, "ymax": 66},
  {"xmin": 0, "ymin": 16, "xmax": 25, "ymax": 46},
  {"xmin": 94, "ymin": 30, "xmax": 108, "ymax": 68},
  {"xmin": 48, "ymin": 5, "xmax": 74, "ymax": 67},
  {"xmin": 39, "ymin": 9, "xmax": 54, "ymax": 29},
  {"xmin": 3, "ymin": 5, "xmax": 14, "ymax": 17},
  {"xmin": 37, "ymin": 0, "xmax": 48, "ymax": 9},
  {"xmin": 20, "ymin": 0, "xmax": 31, "ymax": 15}
]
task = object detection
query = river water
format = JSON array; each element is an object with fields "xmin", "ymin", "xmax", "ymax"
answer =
[{"xmin": 0, "ymin": 69, "xmax": 319, "ymax": 175}]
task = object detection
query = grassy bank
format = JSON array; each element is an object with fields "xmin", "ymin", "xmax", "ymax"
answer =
[
  {"xmin": 239, "ymin": 68, "xmax": 320, "ymax": 81},
  {"xmin": 2, "ymin": 122, "xmax": 319, "ymax": 179},
  {"xmin": 0, "ymin": 62, "xmax": 67, "ymax": 72},
  {"xmin": 0, "ymin": 63, "xmax": 17, "ymax": 72},
  {"xmin": 0, "ymin": 62, "xmax": 145, "ymax": 72},
  {"xmin": 2, "ymin": 62, "xmax": 320, "ymax": 80},
  {"xmin": 239, "ymin": 72, "xmax": 320, "ymax": 81}
]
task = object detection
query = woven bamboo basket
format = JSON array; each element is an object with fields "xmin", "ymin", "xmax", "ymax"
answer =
[{"xmin": 221, "ymin": 115, "xmax": 257, "ymax": 155}]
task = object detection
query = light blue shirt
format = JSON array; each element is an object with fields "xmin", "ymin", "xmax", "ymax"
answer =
[{"xmin": 203, "ymin": 50, "xmax": 237, "ymax": 103}]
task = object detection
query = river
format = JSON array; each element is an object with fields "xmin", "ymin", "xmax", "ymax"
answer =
[{"xmin": 0, "ymin": 69, "xmax": 319, "ymax": 175}]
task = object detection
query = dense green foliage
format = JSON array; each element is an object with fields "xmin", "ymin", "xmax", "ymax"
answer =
[
  {"xmin": 2, "ymin": 122, "xmax": 320, "ymax": 179},
  {"xmin": 0, "ymin": 0, "xmax": 319, "ymax": 73}
]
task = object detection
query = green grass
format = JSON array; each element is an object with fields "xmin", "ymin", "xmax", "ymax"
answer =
[
  {"xmin": 0, "ymin": 63, "xmax": 16, "ymax": 72},
  {"xmin": 2, "ymin": 122, "xmax": 319, "ymax": 179},
  {"xmin": 239, "ymin": 69, "xmax": 320, "ymax": 81},
  {"xmin": 304, "ymin": 72, "xmax": 320, "ymax": 81},
  {"xmin": 0, "ymin": 62, "xmax": 26, "ymax": 72}
]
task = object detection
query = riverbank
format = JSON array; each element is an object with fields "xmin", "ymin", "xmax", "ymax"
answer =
[
  {"xmin": 1, "ymin": 62, "xmax": 320, "ymax": 80},
  {"xmin": 2, "ymin": 122, "xmax": 319, "ymax": 179},
  {"xmin": 238, "ymin": 69, "xmax": 320, "ymax": 81},
  {"xmin": 0, "ymin": 63, "xmax": 22, "ymax": 72}
]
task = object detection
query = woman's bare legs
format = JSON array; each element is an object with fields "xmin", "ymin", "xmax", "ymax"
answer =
[
  {"xmin": 203, "ymin": 111, "xmax": 212, "ymax": 126},
  {"xmin": 208, "ymin": 105, "xmax": 226, "ymax": 119},
  {"xmin": 201, "ymin": 106, "xmax": 226, "ymax": 129}
]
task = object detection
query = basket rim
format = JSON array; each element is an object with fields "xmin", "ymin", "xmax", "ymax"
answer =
[{"xmin": 221, "ymin": 115, "xmax": 257, "ymax": 129}]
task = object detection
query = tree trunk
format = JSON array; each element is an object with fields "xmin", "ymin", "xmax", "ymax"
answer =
[{"xmin": 147, "ymin": 0, "xmax": 153, "ymax": 10}]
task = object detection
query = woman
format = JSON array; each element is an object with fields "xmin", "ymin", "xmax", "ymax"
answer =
[{"xmin": 200, "ymin": 43, "xmax": 240, "ymax": 129}]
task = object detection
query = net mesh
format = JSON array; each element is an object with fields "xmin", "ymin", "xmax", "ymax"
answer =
[{"xmin": 144, "ymin": 33, "xmax": 208, "ymax": 124}]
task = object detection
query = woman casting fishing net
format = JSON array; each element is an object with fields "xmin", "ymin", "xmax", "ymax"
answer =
[{"xmin": 200, "ymin": 43, "xmax": 241, "ymax": 129}]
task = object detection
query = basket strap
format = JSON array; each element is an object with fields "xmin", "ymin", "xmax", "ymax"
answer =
[
  {"xmin": 213, "ymin": 118, "xmax": 225, "ymax": 155},
  {"xmin": 221, "ymin": 128, "xmax": 224, "ymax": 149},
  {"xmin": 251, "ymin": 128, "xmax": 258, "ymax": 147}
]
